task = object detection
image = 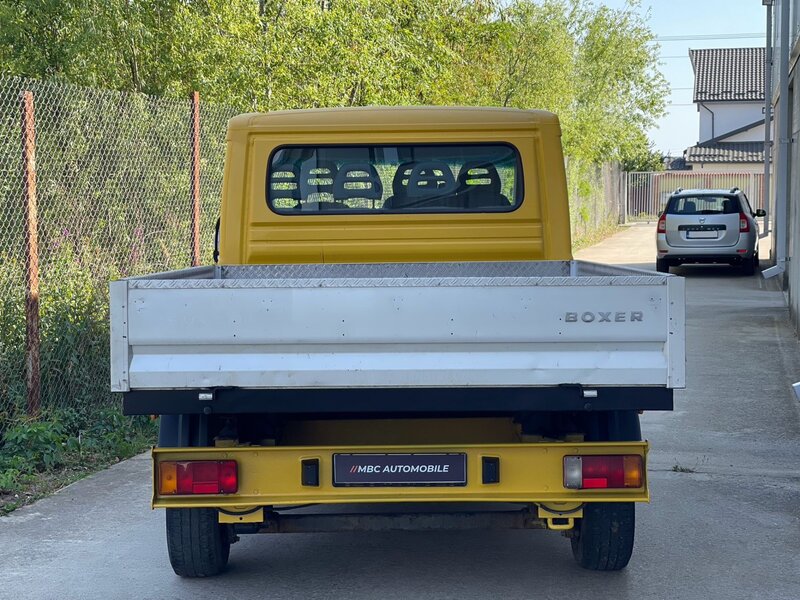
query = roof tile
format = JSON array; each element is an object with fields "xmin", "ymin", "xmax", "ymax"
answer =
[
  {"xmin": 684, "ymin": 141, "xmax": 765, "ymax": 164},
  {"xmin": 690, "ymin": 47, "xmax": 765, "ymax": 102}
]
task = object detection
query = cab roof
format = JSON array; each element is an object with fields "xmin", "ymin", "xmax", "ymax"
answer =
[{"xmin": 227, "ymin": 106, "xmax": 560, "ymax": 134}]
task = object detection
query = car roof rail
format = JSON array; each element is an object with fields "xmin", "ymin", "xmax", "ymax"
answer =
[{"xmin": 730, "ymin": 186, "xmax": 740, "ymax": 193}]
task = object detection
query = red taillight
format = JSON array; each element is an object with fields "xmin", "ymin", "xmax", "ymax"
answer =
[
  {"xmin": 657, "ymin": 213, "xmax": 666, "ymax": 233},
  {"xmin": 563, "ymin": 455, "xmax": 643, "ymax": 489},
  {"xmin": 159, "ymin": 460, "xmax": 238, "ymax": 495},
  {"xmin": 739, "ymin": 212, "xmax": 750, "ymax": 232}
]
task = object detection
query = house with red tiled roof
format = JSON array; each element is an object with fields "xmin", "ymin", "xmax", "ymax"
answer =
[{"xmin": 683, "ymin": 47, "xmax": 771, "ymax": 172}]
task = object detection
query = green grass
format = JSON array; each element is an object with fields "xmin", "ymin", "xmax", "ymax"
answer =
[
  {"xmin": 0, "ymin": 407, "xmax": 156, "ymax": 515},
  {"xmin": 572, "ymin": 221, "xmax": 623, "ymax": 253}
]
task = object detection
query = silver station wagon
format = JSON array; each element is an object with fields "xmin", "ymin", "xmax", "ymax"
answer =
[{"xmin": 656, "ymin": 188, "xmax": 765, "ymax": 275}]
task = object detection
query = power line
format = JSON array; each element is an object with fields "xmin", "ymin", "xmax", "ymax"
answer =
[{"xmin": 654, "ymin": 32, "xmax": 766, "ymax": 41}]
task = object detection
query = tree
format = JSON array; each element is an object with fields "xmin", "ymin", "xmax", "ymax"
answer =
[
  {"xmin": 565, "ymin": 1, "xmax": 667, "ymax": 164},
  {"xmin": 0, "ymin": 0, "xmax": 667, "ymax": 164}
]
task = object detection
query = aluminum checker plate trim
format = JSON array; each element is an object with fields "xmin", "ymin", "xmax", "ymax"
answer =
[
  {"xmin": 128, "ymin": 275, "xmax": 667, "ymax": 289},
  {"xmin": 125, "ymin": 260, "xmax": 670, "ymax": 289}
]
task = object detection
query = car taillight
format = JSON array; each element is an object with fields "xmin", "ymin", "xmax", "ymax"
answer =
[
  {"xmin": 563, "ymin": 455, "xmax": 643, "ymax": 489},
  {"xmin": 159, "ymin": 460, "xmax": 238, "ymax": 495},
  {"xmin": 657, "ymin": 214, "xmax": 666, "ymax": 233},
  {"xmin": 739, "ymin": 212, "xmax": 750, "ymax": 232}
]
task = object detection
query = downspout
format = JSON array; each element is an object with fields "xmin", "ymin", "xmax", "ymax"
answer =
[
  {"xmin": 761, "ymin": 0, "xmax": 773, "ymax": 239},
  {"xmin": 763, "ymin": 0, "xmax": 790, "ymax": 278},
  {"xmin": 699, "ymin": 103, "xmax": 715, "ymax": 140}
]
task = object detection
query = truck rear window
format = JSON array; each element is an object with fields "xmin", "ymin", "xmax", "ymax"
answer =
[
  {"xmin": 267, "ymin": 143, "xmax": 522, "ymax": 214},
  {"xmin": 666, "ymin": 196, "xmax": 739, "ymax": 215}
]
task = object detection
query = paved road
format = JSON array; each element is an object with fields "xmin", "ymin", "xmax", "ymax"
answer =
[{"xmin": 3, "ymin": 224, "xmax": 800, "ymax": 600}]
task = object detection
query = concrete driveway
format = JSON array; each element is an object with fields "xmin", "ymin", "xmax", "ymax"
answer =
[{"xmin": 2, "ymin": 223, "xmax": 799, "ymax": 600}]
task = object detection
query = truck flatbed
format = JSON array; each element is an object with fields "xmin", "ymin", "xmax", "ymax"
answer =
[{"xmin": 111, "ymin": 260, "xmax": 684, "ymax": 415}]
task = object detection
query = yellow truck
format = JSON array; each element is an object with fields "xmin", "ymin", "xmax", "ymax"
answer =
[{"xmin": 110, "ymin": 107, "xmax": 685, "ymax": 576}]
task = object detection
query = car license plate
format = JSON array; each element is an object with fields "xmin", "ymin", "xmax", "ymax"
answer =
[
  {"xmin": 333, "ymin": 453, "xmax": 467, "ymax": 487},
  {"xmin": 687, "ymin": 230, "xmax": 717, "ymax": 239}
]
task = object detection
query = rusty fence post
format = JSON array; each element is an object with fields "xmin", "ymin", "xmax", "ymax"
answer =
[
  {"xmin": 20, "ymin": 90, "xmax": 41, "ymax": 419},
  {"xmin": 190, "ymin": 91, "xmax": 201, "ymax": 267}
]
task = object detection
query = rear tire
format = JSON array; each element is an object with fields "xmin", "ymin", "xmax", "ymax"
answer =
[
  {"xmin": 158, "ymin": 415, "xmax": 181, "ymax": 447},
  {"xmin": 571, "ymin": 502, "xmax": 635, "ymax": 571},
  {"xmin": 655, "ymin": 258, "xmax": 669, "ymax": 273},
  {"xmin": 166, "ymin": 508, "xmax": 231, "ymax": 577},
  {"xmin": 741, "ymin": 253, "xmax": 758, "ymax": 276}
]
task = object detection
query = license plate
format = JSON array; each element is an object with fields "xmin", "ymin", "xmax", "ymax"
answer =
[
  {"xmin": 333, "ymin": 453, "xmax": 467, "ymax": 487},
  {"xmin": 687, "ymin": 231, "xmax": 717, "ymax": 239}
]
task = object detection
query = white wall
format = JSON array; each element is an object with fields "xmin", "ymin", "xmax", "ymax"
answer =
[
  {"xmin": 724, "ymin": 122, "xmax": 770, "ymax": 142},
  {"xmin": 785, "ymin": 68, "xmax": 799, "ymax": 330},
  {"xmin": 698, "ymin": 102, "xmax": 765, "ymax": 142}
]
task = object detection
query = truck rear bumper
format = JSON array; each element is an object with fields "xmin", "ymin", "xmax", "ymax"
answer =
[{"xmin": 151, "ymin": 441, "xmax": 649, "ymax": 509}]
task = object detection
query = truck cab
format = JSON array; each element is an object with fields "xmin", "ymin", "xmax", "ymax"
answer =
[
  {"xmin": 111, "ymin": 107, "xmax": 684, "ymax": 577},
  {"xmin": 218, "ymin": 107, "xmax": 572, "ymax": 265}
]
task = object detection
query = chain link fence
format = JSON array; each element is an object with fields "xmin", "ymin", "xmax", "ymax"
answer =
[
  {"xmin": 0, "ymin": 75, "xmax": 630, "ymax": 435},
  {"xmin": 0, "ymin": 76, "xmax": 236, "ymax": 432},
  {"xmin": 566, "ymin": 159, "xmax": 624, "ymax": 243}
]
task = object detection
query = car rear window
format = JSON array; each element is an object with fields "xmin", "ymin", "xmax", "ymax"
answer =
[
  {"xmin": 666, "ymin": 195, "xmax": 740, "ymax": 215},
  {"xmin": 266, "ymin": 143, "xmax": 522, "ymax": 214}
]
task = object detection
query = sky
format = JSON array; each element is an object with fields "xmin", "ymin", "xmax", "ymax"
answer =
[{"xmin": 600, "ymin": 0, "xmax": 767, "ymax": 156}]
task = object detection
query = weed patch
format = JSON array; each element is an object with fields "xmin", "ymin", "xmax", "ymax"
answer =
[
  {"xmin": 0, "ymin": 406, "xmax": 156, "ymax": 515},
  {"xmin": 572, "ymin": 222, "xmax": 623, "ymax": 252},
  {"xmin": 671, "ymin": 463, "xmax": 697, "ymax": 474}
]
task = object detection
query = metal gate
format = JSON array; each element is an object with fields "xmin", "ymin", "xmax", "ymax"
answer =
[{"xmin": 624, "ymin": 171, "xmax": 767, "ymax": 222}]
